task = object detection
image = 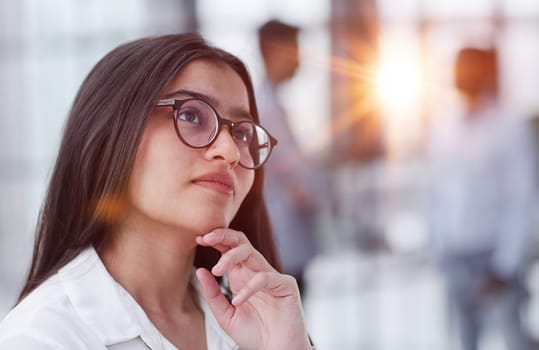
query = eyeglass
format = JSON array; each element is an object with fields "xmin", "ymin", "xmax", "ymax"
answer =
[{"xmin": 156, "ymin": 98, "xmax": 278, "ymax": 169}]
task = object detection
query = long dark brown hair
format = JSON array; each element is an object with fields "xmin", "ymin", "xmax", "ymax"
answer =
[{"xmin": 18, "ymin": 33, "xmax": 280, "ymax": 301}]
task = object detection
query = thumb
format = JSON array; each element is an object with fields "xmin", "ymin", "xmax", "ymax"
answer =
[{"xmin": 196, "ymin": 268, "xmax": 235, "ymax": 328}]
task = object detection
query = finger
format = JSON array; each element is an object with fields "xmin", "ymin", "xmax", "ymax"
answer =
[
  {"xmin": 195, "ymin": 234, "xmax": 231, "ymax": 254},
  {"xmin": 196, "ymin": 229, "xmax": 249, "ymax": 253},
  {"xmin": 212, "ymin": 244, "xmax": 275, "ymax": 276},
  {"xmin": 195, "ymin": 268, "xmax": 235, "ymax": 327},
  {"xmin": 231, "ymin": 272, "xmax": 297, "ymax": 307},
  {"xmin": 195, "ymin": 234, "xmax": 227, "ymax": 252},
  {"xmin": 211, "ymin": 244, "xmax": 252, "ymax": 275}
]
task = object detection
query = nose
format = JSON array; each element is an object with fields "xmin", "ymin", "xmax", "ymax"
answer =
[{"xmin": 205, "ymin": 126, "xmax": 241, "ymax": 167}]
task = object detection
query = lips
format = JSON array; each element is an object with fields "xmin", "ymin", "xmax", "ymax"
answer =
[{"xmin": 192, "ymin": 172, "xmax": 235, "ymax": 196}]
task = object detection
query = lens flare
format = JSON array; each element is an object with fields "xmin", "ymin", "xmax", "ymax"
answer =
[{"xmin": 375, "ymin": 56, "xmax": 423, "ymax": 113}]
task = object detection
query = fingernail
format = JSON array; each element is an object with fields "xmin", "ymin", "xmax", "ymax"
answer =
[
  {"xmin": 204, "ymin": 231, "xmax": 217, "ymax": 240},
  {"xmin": 212, "ymin": 262, "xmax": 223, "ymax": 273}
]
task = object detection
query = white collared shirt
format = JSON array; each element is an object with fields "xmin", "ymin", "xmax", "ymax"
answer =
[{"xmin": 0, "ymin": 247, "xmax": 239, "ymax": 350}]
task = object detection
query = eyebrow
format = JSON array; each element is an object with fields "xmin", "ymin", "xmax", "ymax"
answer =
[{"xmin": 163, "ymin": 89, "xmax": 254, "ymax": 121}]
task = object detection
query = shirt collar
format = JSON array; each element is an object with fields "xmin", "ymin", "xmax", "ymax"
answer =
[
  {"xmin": 57, "ymin": 247, "xmax": 237, "ymax": 350},
  {"xmin": 57, "ymin": 247, "xmax": 145, "ymax": 347}
]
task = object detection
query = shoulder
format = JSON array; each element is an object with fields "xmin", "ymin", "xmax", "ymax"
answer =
[{"xmin": 0, "ymin": 275, "xmax": 102, "ymax": 349}]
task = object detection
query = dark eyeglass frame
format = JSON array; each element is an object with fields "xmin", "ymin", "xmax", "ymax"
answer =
[{"xmin": 156, "ymin": 98, "xmax": 278, "ymax": 169}]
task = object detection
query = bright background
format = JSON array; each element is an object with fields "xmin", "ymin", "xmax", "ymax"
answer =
[{"xmin": 2, "ymin": 1, "xmax": 539, "ymax": 349}]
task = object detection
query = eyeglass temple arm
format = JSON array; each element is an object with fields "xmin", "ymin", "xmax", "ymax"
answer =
[
  {"xmin": 269, "ymin": 135, "xmax": 278, "ymax": 147},
  {"xmin": 156, "ymin": 99, "xmax": 177, "ymax": 107}
]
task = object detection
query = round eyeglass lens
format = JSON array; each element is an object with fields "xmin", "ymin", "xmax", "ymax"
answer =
[
  {"xmin": 235, "ymin": 122, "xmax": 271, "ymax": 168},
  {"xmin": 174, "ymin": 99, "xmax": 218, "ymax": 147}
]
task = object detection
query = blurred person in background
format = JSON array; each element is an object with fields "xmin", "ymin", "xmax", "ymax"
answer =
[
  {"xmin": 0, "ymin": 33, "xmax": 314, "ymax": 350},
  {"xmin": 256, "ymin": 19, "xmax": 325, "ymax": 295},
  {"xmin": 426, "ymin": 47, "xmax": 537, "ymax": 350}
]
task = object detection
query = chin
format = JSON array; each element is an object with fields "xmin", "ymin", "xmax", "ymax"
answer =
[
  {"xmin": 195, "ymin": 213, "xmax": 233, "ymax": 233},
  {"xmin": 169, "ymin": 202, "xmax": 238, "ymax": 234}
]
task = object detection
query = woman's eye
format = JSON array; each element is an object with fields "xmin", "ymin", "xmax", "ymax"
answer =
[
  {"xmin": 233, "ymin": 127, "xmax": 252, "ymax": 143},
  {"xmin": 178, "ymin": 109, "xmax": 201, "ymax": 124}
]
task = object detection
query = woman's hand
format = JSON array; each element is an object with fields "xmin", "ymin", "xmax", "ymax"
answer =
[{"xmin": 195, "ymin": 228, "xmax": 311, "ymax": 350}]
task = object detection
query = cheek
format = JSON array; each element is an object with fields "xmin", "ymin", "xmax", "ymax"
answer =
[
  {"xmin": 237, "ymin": 171, "xmax": 255, "ymax": 204},
  {"xmin": 127, "ymin": 143, "xmax": 159, "ymax": 210},
  {"xmin": 127, "ymin": 126, "xmax": 189, "ymax": 209}
]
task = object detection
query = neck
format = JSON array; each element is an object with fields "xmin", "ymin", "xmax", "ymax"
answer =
[{"xmin": 99, "ymin": 212, "xmax": 199, "ymax": 314}]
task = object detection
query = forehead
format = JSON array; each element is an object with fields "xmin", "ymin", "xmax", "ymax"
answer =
[{"xmin": 163, "ymin": 59, "xmax": 250, "ymax": 113}]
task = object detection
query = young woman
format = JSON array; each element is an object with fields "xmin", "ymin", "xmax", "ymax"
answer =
[{"xmin": 0, "ymin": 34, "xmax": 312, "ymax": 350}]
